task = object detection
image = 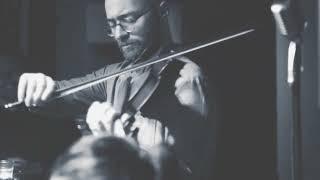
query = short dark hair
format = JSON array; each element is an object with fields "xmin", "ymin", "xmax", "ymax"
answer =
[{"xmin": 50, "ymin": 136, "xmax": 155, "ymax": 180}]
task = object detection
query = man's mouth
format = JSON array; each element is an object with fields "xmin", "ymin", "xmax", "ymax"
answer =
[{"xmin": 120, "ymin": 43, "xmax": 134, "ymax": 48}]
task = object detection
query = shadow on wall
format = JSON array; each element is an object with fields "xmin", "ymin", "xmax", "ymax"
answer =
[{"xmin": 0, "ymin": 56, "xmax": 25, "ymax": 105}]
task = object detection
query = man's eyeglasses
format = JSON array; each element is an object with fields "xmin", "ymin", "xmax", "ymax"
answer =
[{"xmin": 106, "ymin": 7, "xmax": 152, "ymax": 37}]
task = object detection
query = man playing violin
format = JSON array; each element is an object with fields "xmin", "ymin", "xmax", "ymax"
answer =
[{"xmin": 16, "ymin": 0, "xmax": 209, "ymax": 178}]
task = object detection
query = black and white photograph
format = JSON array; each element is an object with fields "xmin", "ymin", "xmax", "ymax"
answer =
[{"xmin": 0, "ymin": 0, "xmax": 318, "ymax": 180}]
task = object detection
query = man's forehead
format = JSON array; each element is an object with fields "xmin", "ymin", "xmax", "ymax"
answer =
[{"xmin": 105, "ymin": 0, "xmax": 154, "ymax": 18}]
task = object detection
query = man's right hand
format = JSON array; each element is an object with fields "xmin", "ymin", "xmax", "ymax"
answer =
[
  {"xmin": 86, "ymin": 101, "xmax": 126, "ymax": 136},
  {"xmin": 18, "ymin": 73, "xmax": 55, "ymax": 107}
]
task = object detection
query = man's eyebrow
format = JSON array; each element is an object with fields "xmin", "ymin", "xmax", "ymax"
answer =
[
  {"xmin": 118, "ymin": 11, "xmax": 139, "ymax": 19},
  {"xmin": 118, "ymin": 11, "xmax": 138, "ymax": 18},
  {"xmin": 107, "ymin": 10, "xmax": 140, "ymax": 20}
]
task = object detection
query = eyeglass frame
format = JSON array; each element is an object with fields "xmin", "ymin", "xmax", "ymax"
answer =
[{"xmin": 105, "ymin": 7, "xmax": 153, "ymax": 37}]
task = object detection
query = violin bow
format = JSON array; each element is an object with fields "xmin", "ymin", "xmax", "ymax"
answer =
[{"xmin": 4, "ymin": 29, "xmax": 254, "ymax": 109}]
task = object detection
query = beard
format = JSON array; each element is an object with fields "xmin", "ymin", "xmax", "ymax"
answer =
[{"xmin": 118, "ymin": 41, "xmax": 147, "ymax": 63}]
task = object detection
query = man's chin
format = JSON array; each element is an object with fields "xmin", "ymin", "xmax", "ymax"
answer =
[{"xmin": 122, "ymin": 48, "xmax": 144, "ymax": 62}]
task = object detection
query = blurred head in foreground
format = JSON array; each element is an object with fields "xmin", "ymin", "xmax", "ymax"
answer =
[
  {"xmin": 49, "ymin": 136, "xmax": 154, "ymax": 180},
  {"xmin": 49, "ymin": 135, "xmax": 182, "ymax": 180}
]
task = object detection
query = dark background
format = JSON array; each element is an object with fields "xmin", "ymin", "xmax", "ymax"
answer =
[{"xmin": 0, "ymin": 0, "xmax": 276, "ymax": 180}]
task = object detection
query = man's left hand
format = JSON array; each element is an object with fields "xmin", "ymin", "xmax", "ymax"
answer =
[{"xmin": 174, "ymin": 56, "xmax": 207, "ymax": 116}]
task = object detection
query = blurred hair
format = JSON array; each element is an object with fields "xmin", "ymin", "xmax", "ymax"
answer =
[{"xmin": 49, "ymin": 136, "xmax": 155, "ymax": 180}]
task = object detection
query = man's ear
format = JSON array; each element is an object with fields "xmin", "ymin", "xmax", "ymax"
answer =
[{"xmin": 159, "ymin": 0, "xmax": 169, "ymax": 18}]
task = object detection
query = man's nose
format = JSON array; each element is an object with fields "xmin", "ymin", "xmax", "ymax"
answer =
[{"xmin": 114, "ymin": 25, "xmax": 129, "ymax": 41}]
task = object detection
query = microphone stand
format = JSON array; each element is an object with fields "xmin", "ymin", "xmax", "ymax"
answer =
[
  {"xmin": 271, "ymin": 1, "xmax": 305, "ymax": 179},
  {"xmin": 287, "ymin": 40, "xmax": 303, "ymax": 180}
]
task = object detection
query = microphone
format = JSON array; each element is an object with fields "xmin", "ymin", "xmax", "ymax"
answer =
[
  {"xmin": 271, "ymin": 0, "xmax": 306, "ymax": 84},
  {"xmin": 271, "ymin": 0, "xmax": 305, "ymax": 41}
]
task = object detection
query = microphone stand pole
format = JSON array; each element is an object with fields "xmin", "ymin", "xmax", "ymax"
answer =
[{"xmin": 287, "ymin": 39, "xmax": 303, "ymax": 180}]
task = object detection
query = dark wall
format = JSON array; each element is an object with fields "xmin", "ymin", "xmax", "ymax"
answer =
[
  {"xmin": 0, "ymin": 0, "xmax": 21, "ymax": 55},
  {"xmin": 183, "ymin": 0, "xmax": 276, "ymax": 180},
  {"xmin": 0, "ymin": 0, "xmax": 79, "ymax": 169},
  {"xmin": 28, "ymin": 0, "xmax": 56, "ymax": 75},
  {"xmin": 300, "ymin": 1, "xmax": 320, "ymax": 179},
  {"xmin": 55, "ymin": 0, "xmax": 120, "ymax": 80},
  {"xmin": 55, "ymin": 0, "xmax": 92, "ymax": 79}
]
